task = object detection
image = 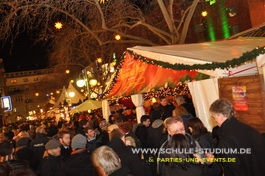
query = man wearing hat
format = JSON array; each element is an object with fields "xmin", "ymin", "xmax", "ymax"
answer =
[
  {"xmin": 39, "ymin": 139, "xmax": 62, "ymax": 176},
  {"xmin": 62, "ymin": 134, "xmax": 96, "ymax": 176}
]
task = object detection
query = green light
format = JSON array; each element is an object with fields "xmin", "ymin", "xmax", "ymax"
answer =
[
  {"xmin": 206, "ymin": 17, "xmax": 216, "ymax": 41},
  {"xmin": 205, "ymin": 0, "xmax": 216, "ymax": 5},
  {"xmin": 218, "ymin": 0, "xmax": 230, "ymax": 38}
]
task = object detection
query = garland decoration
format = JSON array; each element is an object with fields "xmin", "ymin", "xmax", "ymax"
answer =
[
  {"xmin": 102, "ymin": 46, "xmax": 265, "ymax": 99},
  {"xmin": 128, "ymin": 46, "xmax": 265, "ymax": 70},
  {"xmin": 143, "ymin": 82, "xmax": 189, "ymax": 100}
]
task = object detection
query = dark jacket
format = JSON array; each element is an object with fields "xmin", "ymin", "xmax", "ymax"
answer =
[
  {"xmin": 108, "ymin": 137, "xmax": 145, "ymax": 176},
  {"xmin": 135, "ymin": 124, "xmax": 149, "ymax": 148},
  {"xmin": 196, "ymin": 132, "xmax": 222, "ymax": 176},
  {"xmin": 62, "ymin": 148, "xmax": 96, "ymax": 176},
  {"xmin": 160, "ymin": 104, "xmax": 175, "ymax": 121},
  {"xmin": 110, "ymin": 166, "xmax": 131, "ymax": 176},
  {"xmin": 217, "ymin": 117, "xmax": 265, "ymax": 176},
  {"xmin": 147, "ymin": 125, "xmax": 167, "ymax": 149},
  {"xmin": 30, "ymin": 133, "xmax": 49, "ymax": 171},
  {"xmin": 181, "ymin": 103, "xmax": 196, "ymax": 117},
  {"xmin": 162, "ymin": 163, "xmax": 204, "ymax": 176},
  {"xmin": 99, "ymin": 130, "xmax": 109, "ymax": 146},
  {"xmin": 157, "ymin": 134, "xmax": 197, "ymax": 175},
  {"xmin": 40, "ymin": 155, "xmax": 62, "ymax": 176},
  {"xmin": 60, "ymin": 145, "xmax": 72, "ymax": 161},
  {"xmin": 86, "ymin": 134, "xmax": 103, "ymax": 152},
  {"xmin": 15, "ymin": 146, "xmax": 34, "ymax": 162},
  {"xmin": 196, "ymin": 132, "xmax": 215, "ymax": 149}
]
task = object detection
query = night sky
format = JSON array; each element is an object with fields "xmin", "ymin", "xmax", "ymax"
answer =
[{"xmin": 0, "ymin": 33, "xmax": 49, "ymax": 73}]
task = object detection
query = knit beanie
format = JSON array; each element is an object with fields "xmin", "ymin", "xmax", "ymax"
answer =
[{"xmin": 71, "ymin": 134, "xmax": 87, "ymax": 150}]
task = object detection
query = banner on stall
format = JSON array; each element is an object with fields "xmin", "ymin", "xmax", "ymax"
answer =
[
  {"xmin": 106, "ymin": 53, "xmax": 203, "ymax": 98},
  {"xmin": 232, "ymin": 86, "xmax": 248, "ymax": 111}
]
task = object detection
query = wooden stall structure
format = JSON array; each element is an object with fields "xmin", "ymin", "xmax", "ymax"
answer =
[{"xmin": 219, "ymin": 75, "xmax": 265, "ymax": 132}]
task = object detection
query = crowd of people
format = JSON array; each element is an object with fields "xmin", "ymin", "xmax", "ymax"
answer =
[{"xmin": 0, "ymin": 96, "xmax": 265, "ymax": 176}]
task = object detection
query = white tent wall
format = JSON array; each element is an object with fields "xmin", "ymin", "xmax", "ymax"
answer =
[
  {"xmin": 257, "ymin": 54, "xmax": 265, "ymax": 88},
  {"xmin": 131, "ymin": 94, "xmax": 146, "ymax": 123},
  {"xmin": 102, "ymin": 99, "xmax": 111, "ymax": 122},
  {"xmin": 53, "ymin": 86, "xmax": 67, "ymax": 108},
  {"xmin": 127, "ymin": 38, "xmax": 265, "ymax": 128},
  {"xmin": 188, "ymin": 78, "xmax": 219, "ymax": 132},
  {"xmin": 67, "ymin": 82, "xmax": 86, "ymax": 104}
]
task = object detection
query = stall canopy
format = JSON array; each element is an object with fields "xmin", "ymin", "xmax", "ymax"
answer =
[
  {"xmin": 104, "ymin": 37, "xmax": 265, "ymax": 99},
  {"xmin": 103, "ymin": 37, "xmax": 265, "ymax": 130},
  {"xmin": 103, "ymin": 53, "xmax": 203, "ymax": 98},
  {"xmin": 128, "ymin": 37, "xmax": 265, "ymax": 77},
  {"xmin": 69, "ymin": 100, "xmax": 102, "ymax": 113},
  {"xmin": 54, "ymin": 82, "xmax": 85, "ymax": 108}
]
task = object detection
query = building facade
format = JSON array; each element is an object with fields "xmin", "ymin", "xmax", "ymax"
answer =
[
  {"xmin": 0, "ymin": 58, "xmax": 5, "ymax": 97},
  {"xmin": 5, "ymin": 69, "xmax": 60, "ymax": 119}
]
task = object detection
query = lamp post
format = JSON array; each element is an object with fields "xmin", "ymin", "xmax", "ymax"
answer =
[{"xmin": 76, "ymin": 56, "xmax": 116, "ymax": 99}]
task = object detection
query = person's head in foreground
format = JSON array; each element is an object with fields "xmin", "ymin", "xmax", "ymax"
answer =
[
  {"xmin": 45, "ymin": 139, "xmax": 61, "ymax": 157},
  {"xmin": 209, "ymin": 99, "xmax": 235, "ymax": 126},
  {"xmin": 125, "ymin": 136, "xmax": 136, "ymax": 147},
  {"xmin": 187, "ymin": 118, "xmax": 208, "ymax": 139},
  {"xmin": 92, "ymin": 146, "xmax": 121, "ymax": 176},
  {"xmin": 140, "ymin": 115, "xmax": 151, "ymax": 127},
  {"xmin": 109, "ymin": 128, "xmax": 125, "ymax": 143},
  {"xmin": 165, "ymin": 133, "xmax": 196, "ymax": 170},
  {"xmin": 57, "ymin": 130, "xmax": 71, "ymax": 147},
  {"xmin": 164, "ymin": 116, "xmax": 185, "ymax": 136}
]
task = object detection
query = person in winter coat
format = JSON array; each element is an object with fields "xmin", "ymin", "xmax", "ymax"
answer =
[
  {"xmin": 30, "ymin": 126, "xmax": 49, "ymax": 172},
  {"xmin": 135, "ymin": 115, "xmax": 151, "ymax": 149},
  {"xmin": 157, "ymin": 116, "xmax": 210, "ymax": 175},
  {"xmin": 188, "ymin": 117, "xmax": 222, "ymax": 176},
  {"xmin": 108, "ymin": 128, "xmax": 145, "ymax": 176},
  {"xmin": 62, "ymin": 134, "xmax": 96, "ymax": 176},
  {"xmin": 57, "ymin": 130, "xmax": 72, "ymax": 161},
  {"xmin": 85, "ymin": 125, "xmax": 103, "ymax": 152},
  {"xmin": 161, "ymin": 134, "xmax": 204, "ymax": 176},
  {"xmin": 210, "ymin": 99, "xmax": 265, "ymax": 176},
  {"xmin": 147, "ymin": 119, "xmax": 167, "ymax": 149},
  {"xmin": 15, "ymin": 137, "xmax": 34, "ymax": 163},
  {"xmin": 39, "ymin": 139, "xmax": 62, "ymax": 176}
]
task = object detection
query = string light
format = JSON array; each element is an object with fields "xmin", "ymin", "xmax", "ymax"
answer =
[{"xmin": 101, "ymin": 47, "xmax": 263, "ymax": 99}]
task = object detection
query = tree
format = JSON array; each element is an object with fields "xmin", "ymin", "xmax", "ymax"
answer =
[{"xmin": 0, "ymin": 0, "xmax": 199, "ymax": 85}]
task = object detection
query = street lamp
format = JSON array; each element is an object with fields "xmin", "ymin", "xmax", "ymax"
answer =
[
  {"xmin": 76, "ymin": 79, "xmax": 86, "ymax": 87},
  {"xmin": 68, "ymin": 91, "xmax": 75, "ymax": 98},
  {"xmin": 89, "ymin": 78, "xmax": 98, "ymax": 87}
]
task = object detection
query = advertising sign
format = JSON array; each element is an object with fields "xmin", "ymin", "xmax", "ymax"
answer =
[
  {"xmin": 1, "ymin": 96, "xmax": 12, "ymax": 112},
  {"xmin": 232, "ymin": 86, "xmax": 248, "ymax": 111}
]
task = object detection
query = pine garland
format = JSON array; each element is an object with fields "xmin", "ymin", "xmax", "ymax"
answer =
[
  {"xmin": 102, "ymin": 46, "xmax": 265, "ymax": 98},
  {"xmin": 127, "ymin": 46, "xmax": 265, "ymax": 70}
]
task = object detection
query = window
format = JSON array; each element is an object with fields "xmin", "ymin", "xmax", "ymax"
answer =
[
  {"xmin": 23, "ymin": 78, "xmax": 29, "ymax": 82},
  {"xmin": 11, "ymin": 79, "xmax": 17, "ymax": 83},
  {"xmin": 15, "ymin": 96, "xmax": 23, "ymax": 102}
]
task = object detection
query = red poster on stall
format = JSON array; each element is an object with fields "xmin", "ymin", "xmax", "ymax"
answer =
[{"xmin": 232, "ymin": 86, "xmax": 248, "ymax": 111}]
